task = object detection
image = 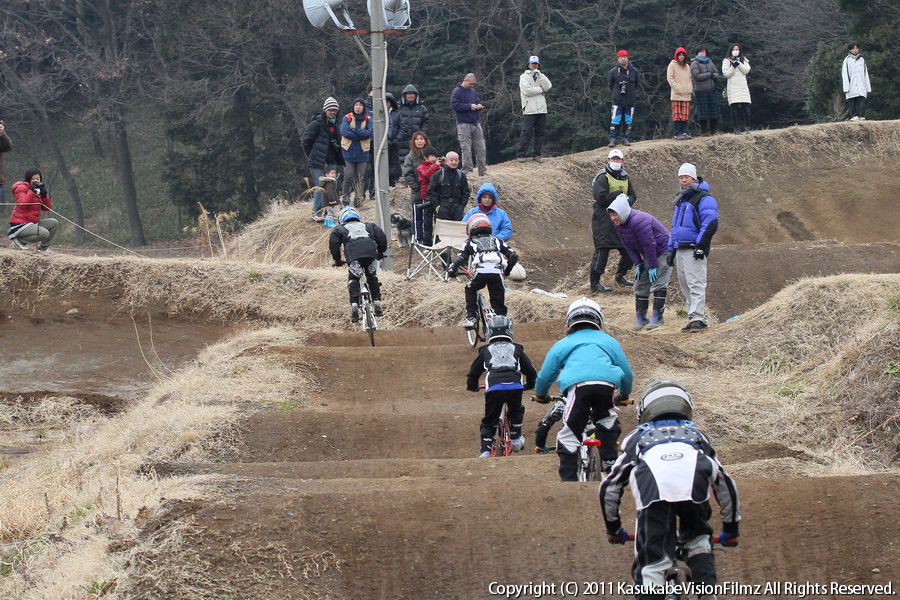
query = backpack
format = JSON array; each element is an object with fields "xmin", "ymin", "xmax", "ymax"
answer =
[{"xmin": 344, "ymin": 221, "xmax": 371, "ymax": 241}]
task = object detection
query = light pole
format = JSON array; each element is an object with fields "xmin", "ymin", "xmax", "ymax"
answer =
[{"xmin": 302, "ymin": 0, "xmax": 410, "ymax": 270}]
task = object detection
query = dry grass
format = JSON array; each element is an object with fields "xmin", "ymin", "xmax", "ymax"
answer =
[
  {"xmin": 0, "ymin": 326, "xmax": 315, "ymax": 599},
  {"xmin": 679, "ymin": 274, "xmax": 900, "ymax": 470}
]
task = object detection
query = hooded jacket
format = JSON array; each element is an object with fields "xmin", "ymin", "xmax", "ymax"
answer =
[
  {"xmin": 302, "ymin": 112, "xmax": 344, "ymax": 168},
  {"xmin": 666, "ymin": 48, "xmax": 693, "ymax": 101},
  {"xmin": 608, "ymin": 194, "xmax": 670, "ymax": 269},
  {"xmin": 722, "ymin": 56, "xmax": 751, "ymax": 104},
  {"xmin": 397, "ymin": 85, "xmax": 431, "ymax": 158},
  {"xmin": 340, "ymin": 98, "xmax": 374, "ymax": 163},
  {"xmin": 10, "ymin": 180, "xmax": 52, "ymax": 225},
  {"xmin": 519, "ymin": 67, "xmax": 552, "ymax": 115},
  {"xmin": 534, "ymin": 328, "xmax": 634, "ymax": 397},
  {"xmin": 385, "ymin": 92, "xmax": 401, "ymax": 143},
  {"xmin": 591, "ymin": 165, "xmax": 636, "ymax": 248},
  {"xmin": 462, "ymin": 183, "xmax": 513, "ymax": 241},
  {"xmin": 667, "ymin": 180, "xmax": 719, "ymax": 253},
  {"xmin": 842, "ymin": 53, "xmax": 871, "ymax": 99}
]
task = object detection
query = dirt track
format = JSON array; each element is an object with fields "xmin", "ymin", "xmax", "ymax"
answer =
[{"xmin": 1, "ymin": 121, "xmax": 899, "ymax": 599}]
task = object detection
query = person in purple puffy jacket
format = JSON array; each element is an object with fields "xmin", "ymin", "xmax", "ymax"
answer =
[{"xmin": 607, "ymin": 194, "xmax": 672, "ymax": 331}]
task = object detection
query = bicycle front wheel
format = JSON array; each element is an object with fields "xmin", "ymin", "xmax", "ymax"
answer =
[{"xmin": 466, "ymin": 326, "xmax": 478, "ymax": 348}]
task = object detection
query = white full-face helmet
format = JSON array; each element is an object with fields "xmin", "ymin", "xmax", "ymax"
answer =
[{"xmin": 565, "ymin": 297, "xmax": 605, "ymax": 333}]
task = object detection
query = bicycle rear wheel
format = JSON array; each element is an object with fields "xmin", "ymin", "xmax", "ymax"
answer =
[
  {"xmin": 362, "ymin": 299, "xmax": 376, "ymax": 347},
  {"xmin": 492, "ymin": 406, "xmax": 512, "ymax": 457}
]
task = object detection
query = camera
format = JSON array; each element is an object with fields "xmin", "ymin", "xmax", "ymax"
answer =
[
  {"xmin": 31, "ymin": 181, "xmax": 46, "ymax": 196},
  {"xmin": 618, "ymin": 80, "xmax": 628, "ymax": 95}
]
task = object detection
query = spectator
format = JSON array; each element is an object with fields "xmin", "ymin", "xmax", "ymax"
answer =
[
  {"xmin": 415, "ymin": 146, "xmax": 442, "ymax": 245},
  {"xmin": 0, "ymin": 120, "xmax": 12, "ymax": 201},
  {"xmin": 516, "ymin": 55, "xmax": 552, "ymax": 163},
  {"xmin": 842, "ymin": 42, "xmax": 871, "ymax": 121},
  {"xmin": 607, "ymin": 194, "xmax": 672, "ymax": 331},
  {"xmin": 8, "ymin": 168, "xmax": 57, "ymax": 251},
  {"xmin": 397, "ymin": 85, "xmax": 431, "ymax": 160},
  {"xmin": 462, "ymin": 183, "xmax": 512, "ymax": 241},
  {"xmin": 385, "ymin": 92, "xmax": 403, "ymax": 186},
  {"xmin": 427, "ymin": 151, "xmax": 471, "ymax": 222},
  {"xmin": 666, "ymin": 163, "xmax": 719, "ymax": 332},
  {"xmin": 589, "ymin": 149, "xmax": 636, "ymax": 293},
  {"xmin": 340, "ymin": 98, "xmax": 374, "ymax": 207},
  {"xmin": 608, "ymin": 49, "xmax": 639, "ymax": 147},
  {"xmin": 318, "ymin": 166, "xmax": 340, "ymax": 217},
  {"xmin": 691, "ymin": 45, "xmax": 723, "ymax": 136},
  {"xmin": 302, "ymin": 97, "xmax": 344, "ymax": 219},
  {"xmin": 600, "ymin": 379, "xmax": 741, "ymax": 597},
  {"xmin": 402, "ymin": 130, "xmax": 431, "ymax": 205},
  {"xmin": 450, "ymin": 73, "xmax": 488, "ymax": 177},
  {"xmin": 722, "ymin": 43, "xmax": 752, "ymax": 134},
  {"xmin": 666, "ymin": 47, "xmax": 693, "ymax": 140}
]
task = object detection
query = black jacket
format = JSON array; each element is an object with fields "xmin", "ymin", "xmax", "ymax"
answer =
[
  {"xmin": 329, "ymin": 220, "xmax": 388, "ymax": 264},
  {"xmin": 608, "ymin": 64, "xmax": 639, "ymax": 108},
  {"xmin": 302, "ymin": 113, "xmax": 344, "ymax": 168},
  {"xmin": 467, "ymin": 340, "xmax": 537, "ymax": 392},
  {"xmin": 591, "ymin": 167, "xmax": 637, "ymax": 248},
  {"xmin": 428, "ymin": 167, "xmax": 471, "ymax": 220},
  {"xmin": 397, "ymin": 84, "xmax": 431, "ymax": 159}
]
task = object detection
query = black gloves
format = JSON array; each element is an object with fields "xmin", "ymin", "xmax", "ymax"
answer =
[
  {"xmin": 665, "ymin": 251, "xmax": 676, "ymax": 267},
  {"xmin": 447, "ymin": 269, "xmax": 458, "ymax": 278},
  {"xmin": 693, "ymin": 247, "xmax": 706, "ymax": 260}
]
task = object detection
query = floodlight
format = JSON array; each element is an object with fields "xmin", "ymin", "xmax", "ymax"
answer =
[
  {"xmin": 367, "ymin": 0, "xmax": 411, "ymax": 29},
  {"xmin": 303, "ymin": 0, "xmax": 356, "ymax": 29}
]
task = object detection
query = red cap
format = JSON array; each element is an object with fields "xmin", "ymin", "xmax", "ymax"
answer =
[{"xmin": 617, "ymin": 49, "xmax": 629, "ymax": 57}]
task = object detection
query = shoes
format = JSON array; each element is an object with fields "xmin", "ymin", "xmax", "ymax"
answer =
[
  {"xmin": 859, "ymin": 117, "xmax": 866, "ymax": 121},
  {"xmin": 608, "ymin": 140, "xmax": 616, "ymax": 148},
  {"xmin": 733, "ymin": 128, "xmax": 742, "ymax": 135},
  {"xmin": 632, "ymin": 315, "xmax": 650, "ymax": 331},
  {"xmin": 674, "ymin": 133, "xmax": 689, "ymax": 140},
  {"xmin": 36, "ymin": 244, "xmax": 50, "ymax": 252},
  {"xmin": 480, "ymin": 451, "xmax": 492, "ymax": 458},
  {"xmin": 681, "ymin": 320, "xmax": 708, "ymax": 332},
  {"xmin": 9, "ymin": 238, "xmax": 28, "ymax": 249},
  {"xmin": 462, "ymin": 317, "xmax": 476, "ymax": 329},
  {"xmin": 373, "ymin": 300, "xmax": 383, "ymax": 317},
  {"xmin": 645, "ymin": 313, "xmax": 664, "ymax": 330},
  {"xmin": 350, "ymin": 303, "xmax": 360, "ymax": 323},
  {"xmin": 591, "ymin": 283, "xmax": 611, "ymax": 293},
  {"xmin": 743, "ymin": 127, "xmax": 752, "ymax": 134},
  {"xmin": 601, "ymin": 459, "xmax": 616, "ymax": 474},
  {"xmin": 615, "ymin": 274, "xmax": 634, "ymax": 287},
  {"xmin": 533, "ymin": 156, "xmax": 544, "ymax": 163},
  {"xmin": 534, "ymin": 445, "xmax": 550, "ymax": 454},
  {"xmin": 511, "ymin": 436, "xmax": 525, "ymax": 452},
  {"xmin": 478, "ymin": 171, "xmax": 488, "ymax": 177},
  {"xmin": 516, "ymin": 156, "xmax": 525, "ymax": 163},
  {"xmin": 622, "ymin": 138, "xmax": 631, "ymax": 146},
  {"xmin": 850, "ymin": 116, "xmax": 860, "ymax": 121},
  {"xmin": 683, "ymin": 132, "xmax": 692, "ymax": 139},
  {"xmin": 311, "ymin": 214, "xmax": 325, "ymax": 222}
]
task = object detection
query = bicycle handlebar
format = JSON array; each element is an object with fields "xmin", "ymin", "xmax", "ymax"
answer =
[{"xmin": 624, "ymin": 534, "xmax": 720, "ymax": 543}]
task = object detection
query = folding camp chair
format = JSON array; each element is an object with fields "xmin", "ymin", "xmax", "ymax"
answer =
[{"xmin": 405, "ymin": 218, "xmax": 469, "ymax": 281}]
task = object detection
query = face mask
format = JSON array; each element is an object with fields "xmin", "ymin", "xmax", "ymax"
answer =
[
  {"xmin": 608, "ymin": 162, "xmax": 622, "ymax": 171},
  {"xmin": 732, "ymin": 50, "xmax": 740, "ymax": 57}
]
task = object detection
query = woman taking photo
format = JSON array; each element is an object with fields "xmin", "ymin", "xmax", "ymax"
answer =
[
  {"xmin": 722, "ymin": 43, "xmax": 752, "ymax": 134},
  {"xmin": 8, "ymin": 167, "xmax": 57, "ymax": 251}
]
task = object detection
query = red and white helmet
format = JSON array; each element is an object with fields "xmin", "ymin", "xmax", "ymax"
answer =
[{"xmin": 466, "ymin": 213, "xmax": 492, "ymax": 236}]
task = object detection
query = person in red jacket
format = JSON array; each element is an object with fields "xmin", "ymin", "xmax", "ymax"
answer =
[
  {"xmin": 414, "ymin": 146, "xmax": 443, "ymax": 245},
  {"xmin": 8, "ymin": 168, "xmax": 57, "ymax": 251}
]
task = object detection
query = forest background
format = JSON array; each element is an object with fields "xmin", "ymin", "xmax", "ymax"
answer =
[{"xmin": 0, "ymin": 0, "xmax": 896, "ymax": 246}]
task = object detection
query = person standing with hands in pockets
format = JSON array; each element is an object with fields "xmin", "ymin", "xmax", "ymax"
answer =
[{"xmin": 516, "ymin": 56, "xmax": 552, "ymax": 163}]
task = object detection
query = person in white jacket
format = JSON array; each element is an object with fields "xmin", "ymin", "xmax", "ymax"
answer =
[
  {"xmin": 842, "ymin": 42, "xmax": 871, "ymax": 121},
  {"xmin": 516, "ymin": 55, "xmax": 552, "ymax": 163},
  {"xmin": 722, "ymin": 43, "xmax": 752, "ymax": 134}
]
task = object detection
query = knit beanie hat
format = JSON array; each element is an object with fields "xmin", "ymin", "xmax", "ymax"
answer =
[
  {"xmin": 678, "ymin": 163, "xmax": 698, "ymax": 180},
  {"xmin": 323, "ymin": 97, "xmax": 339, "ymax": 111}
]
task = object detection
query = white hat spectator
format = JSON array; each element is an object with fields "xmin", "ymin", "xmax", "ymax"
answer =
[
  {"xmin": 678, "ymin": 162, "xmax": 697, "ymax": 180},
  {"xmin": 608, "ymin": 149, "xmax": 624, "ymax": 160}
]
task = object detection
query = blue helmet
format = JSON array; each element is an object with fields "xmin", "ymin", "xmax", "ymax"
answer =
[{"xmin": 339, "ymin": 206, "xmax": 361, "ymax": 224}]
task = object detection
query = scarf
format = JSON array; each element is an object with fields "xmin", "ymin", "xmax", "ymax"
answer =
[{"xmin": 694, "ymin": 55, "xmax": 709, "ymax": 63}]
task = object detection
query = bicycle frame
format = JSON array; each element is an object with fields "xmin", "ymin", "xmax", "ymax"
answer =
[
  {"xmin": 358, "ymin": 277, "xmax": 377, "ymax": 347},
  {"xmin": 491, "ymin": 403, "xmax": 513, "ymax": 457},
  {"xmin": 460, "ymin": 266, "xmax": 496, "ymax": 348}
]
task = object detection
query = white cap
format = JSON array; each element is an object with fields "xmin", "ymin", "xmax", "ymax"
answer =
[
  {"xmin": 608, "ymin": 149, "xmax": 624, "ymax": 160},
  {"xmin": 529, "ymin": 55, "xmax": 540, "ymax": 64},
  {"xmin": 678, "ymin": 162, "xmax": 697, "ymax": 179}
]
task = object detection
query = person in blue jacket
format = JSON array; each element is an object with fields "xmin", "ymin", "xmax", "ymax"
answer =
[
  {"xmin": 461, "ymin": 183, "xmax": 512, "ymax": 241},
  {"xmin": 666, "ymin": 163, "xmax": 719, "ymax": 332},
  {"xmin": 533, "ymin": 298, "xmax": 634, "ymax": 481},
  {"xmin": 340, "ymin": 98, "xmax": 374, "ymax": 207}
]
